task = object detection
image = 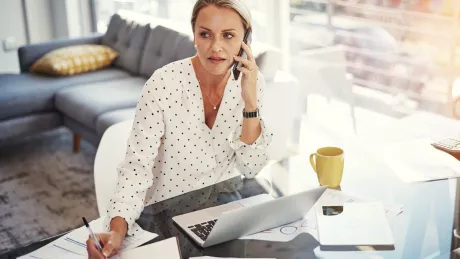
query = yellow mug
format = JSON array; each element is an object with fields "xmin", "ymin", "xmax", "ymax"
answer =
[{"xmin": 309, "ymin": 147, "xmax": 344, "ymax": 188}]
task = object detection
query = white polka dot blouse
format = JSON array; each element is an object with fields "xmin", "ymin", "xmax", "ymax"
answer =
[{"xmin": 104, "ymin": 57, "xmax": 272, "ymax": 235}]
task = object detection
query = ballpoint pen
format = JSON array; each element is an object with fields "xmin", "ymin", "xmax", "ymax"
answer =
[{"xmin": 83, "ymin": 217, "xmax": 108, "ymax": 259}]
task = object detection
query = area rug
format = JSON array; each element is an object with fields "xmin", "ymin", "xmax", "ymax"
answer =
[{"xmin": 0, "ymin": 128, "xmax": 99, "ymax": 254}]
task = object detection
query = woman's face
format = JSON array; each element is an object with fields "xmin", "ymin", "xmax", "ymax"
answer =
[{"xmin": 194, "ymin": 5, "xmax": 246, "ymax": 76}]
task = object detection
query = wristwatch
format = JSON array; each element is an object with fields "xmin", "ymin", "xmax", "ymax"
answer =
[{"xmin": 243, "ymin": 108, "xmax": 259, "ymax": 118}]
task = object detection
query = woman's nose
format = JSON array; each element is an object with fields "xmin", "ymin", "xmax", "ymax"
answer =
[{"xmin": 211, "ymin": 39, "xmax": 223, "ymax": 52}]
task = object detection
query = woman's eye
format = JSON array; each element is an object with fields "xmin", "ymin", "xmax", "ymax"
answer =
[
  {"xmin": 200, "ymin": 32, "xmax": 209, "ymax": 38},
  {"xmin": 224, "ymin": 33, "xmax": 234, "ymax": 39}
]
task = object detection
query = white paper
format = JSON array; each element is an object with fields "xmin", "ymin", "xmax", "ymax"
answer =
[
  {"xmin": 119, "ymin": 237, "xmax": 180, "ymax": 259},
  {"xmin": 383, "ymin": 138, "xmax": 460, "ymax": 182},
  {"xmin": 239, "ymin": 189, "xmax": 403, "ymax": 242},
  {"xmin": 18, "ymin": 217, "xmax": 158, "ymax": 259},
  {"xmin": 316, "ymin": 202, "xmax": 394, "ymax": 245}
]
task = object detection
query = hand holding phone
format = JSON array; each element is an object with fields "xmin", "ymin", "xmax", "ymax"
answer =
[{"xmin": 232, "ymin": 29, "xmax": 252, "ymax": 81}]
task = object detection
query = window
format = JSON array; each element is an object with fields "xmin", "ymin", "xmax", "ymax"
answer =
[
  {"xmin": 92, "ymin": 0, "xmax": 272, "ymax": 44},
  {"xmin": 289, "ymin": 0, "xmax": 460, "ymax": 112}
]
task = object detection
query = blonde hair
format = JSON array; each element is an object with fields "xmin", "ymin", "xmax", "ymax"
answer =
[{"xmin": 191, "ymin": 0, "xmax": 252, "ymax": 33}]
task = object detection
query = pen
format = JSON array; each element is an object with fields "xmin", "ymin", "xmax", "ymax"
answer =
[{"xmin": 83, "ymin": 217, "xmax": 108, "ymax": 259}]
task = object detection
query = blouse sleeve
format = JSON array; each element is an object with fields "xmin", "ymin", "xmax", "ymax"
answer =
[
  {"xmin": 228, "ymin": 72, "xmax": 273, "ymax": 179},
  {"xmin": 103, "ymin": 70, "xmax": 166, "ymax": 236}
]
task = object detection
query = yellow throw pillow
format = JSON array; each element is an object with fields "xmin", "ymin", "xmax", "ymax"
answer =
[{"xmin": 31, "ymin": 44, "xmax": 119, "ymax": 76}]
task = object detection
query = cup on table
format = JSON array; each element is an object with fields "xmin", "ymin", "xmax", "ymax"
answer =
[{"xmin": 309, "ymin": 147, "xmax": 344, "ymax": 188}]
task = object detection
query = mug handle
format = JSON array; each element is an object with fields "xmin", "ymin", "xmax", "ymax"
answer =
[{"xmin": 310, "ymin": 153, "xmax": 317, "ymax": 173}]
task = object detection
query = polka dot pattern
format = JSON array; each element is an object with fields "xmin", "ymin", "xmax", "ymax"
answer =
[{"xmin": 103, "ymin": 57, "xmax": 272, "ymax": 235}]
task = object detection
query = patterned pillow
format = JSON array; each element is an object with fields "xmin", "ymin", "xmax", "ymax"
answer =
[{"xmin": 31, "ymin": 44, "xmax": 119, "ymax": 76}]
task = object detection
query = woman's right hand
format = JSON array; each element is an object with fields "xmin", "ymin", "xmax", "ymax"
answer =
[{"xmin": 86, "ymin": 231, "xmax": 124, "ymax": 259}]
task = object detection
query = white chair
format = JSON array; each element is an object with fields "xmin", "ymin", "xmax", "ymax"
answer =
[
  {"xmin": 298, "ymin": 45, "xmax": 357, "ymax": 134},
  {"xmin": 93, "ymin": 119, "xmax": 133, "ymax": 216},
  {"xmin": 263, "ymin": 70, "xmax": 301, "ymax": 161}
]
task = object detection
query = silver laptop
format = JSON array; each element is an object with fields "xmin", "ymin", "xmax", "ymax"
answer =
[{"xmin": 173, "ymin": 186, "xmax": 327, "ymax": 247}]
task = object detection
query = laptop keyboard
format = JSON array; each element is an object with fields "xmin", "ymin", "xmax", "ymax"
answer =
[{"xmin": 188, "ymin": 219, "xmax": 217, "ymax": 241}]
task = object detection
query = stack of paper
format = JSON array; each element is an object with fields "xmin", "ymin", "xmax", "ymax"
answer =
[{"xmin": 18, "ymin": 217, "xmax": 158, "ymax": 259}]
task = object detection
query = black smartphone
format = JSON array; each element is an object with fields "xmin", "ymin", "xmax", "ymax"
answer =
[{"xmin": 232, "ymin": 29, "xmax": 252, "ymax": 81}]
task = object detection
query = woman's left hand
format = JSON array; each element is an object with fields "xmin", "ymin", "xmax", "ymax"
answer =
[{"xmin": 234, "ymin": 41, "xmax": 259, "ymax": 110}]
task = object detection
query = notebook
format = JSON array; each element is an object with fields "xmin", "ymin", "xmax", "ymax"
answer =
[{"xmin": 119, "ymin": 237, "xmax": 181, "ymax": 259}]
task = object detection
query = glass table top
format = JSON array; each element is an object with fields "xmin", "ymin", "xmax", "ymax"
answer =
[
  {"xmin": 3, "ymin": 111, "xmax": 460, "ymax": 259},
  {"xmin": 4, "ymin": 147, "xmax": 458, "ymax": 258}
]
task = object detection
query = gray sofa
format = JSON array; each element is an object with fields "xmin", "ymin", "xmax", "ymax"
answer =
[{"xmin": 0, "ymin": 12, "xmax": 281, "ymax": 150}]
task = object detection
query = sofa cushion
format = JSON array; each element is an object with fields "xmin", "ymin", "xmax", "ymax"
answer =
[
  {"xmin": 96, "ymin": 108, "xmax": 135, "ymax": 137},
  {"xmin": 18, "ymin": 34, "xmax": 104, "ymax": 73},
  {"xmin": 55, "ymin": 77, "xmax": 145, "ymax": 130},
  {"xmin": 139, "ymin": 25, "xmax": 196, "ymax": 78},
  {"xmin": 0, "ymin": 68, "xmax": 130, "ymax": 120},
  {"xmin": 63, "ymin": 116, "xmax": 101, "ymax": 146},
  {"xmin": 175, "ymin": 34, "xmax": 197, "ymax": 61},
  {"xmin": 0, "ymin": 112, "xmax": 62, "ymax": 141},
  {"xmin": 102, "ymin": 13, "xmax": 149, "ymax": 75},
  {"xmin": 31, "ymin": 44, "xmax": 119, "ymax": 76}
]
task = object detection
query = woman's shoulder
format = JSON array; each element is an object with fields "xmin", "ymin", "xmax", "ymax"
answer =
[
  {"xmin": 167, "ymin": 57, "xmax": 193, "ymax": 69},
  {"xmin": 143, "ymin": 57, "xmax": 193, "ymax": 97}
]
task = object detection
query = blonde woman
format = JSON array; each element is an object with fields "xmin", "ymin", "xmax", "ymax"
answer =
[{"xmin": 87, "ymin": 0, "xmax": 271, "ymax": 258}]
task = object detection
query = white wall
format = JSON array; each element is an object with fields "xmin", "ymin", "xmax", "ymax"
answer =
[
  {"xmin": 25, "ymin": 0, "xmax": 54, "ymax": 44},
  {"xmin": 79, "ymin": 0, "xmax": 94, "ymax": 36},
  {"xmin": 265, "ymin": 0, "xmax": 290, "ymax": 72},
  {"xmin": 27, "ymin": 0, "xmax": 93, "ymax": 41},
  {"xmin": 0, "ymin": 1, "xmax": 28, "ymax": 73},
  {"xmin": 50, "ymin": 0, "xmax": 69, "ymax": 39},
  {"xmin": 51, "ymin": 0, "xmax": 94, "ymax": 39},
  {"xmin": 0, "ymin": 0, "xmax": 94, "ymax": 73}
]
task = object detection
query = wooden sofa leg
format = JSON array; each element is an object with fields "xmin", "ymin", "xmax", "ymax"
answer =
[{"xmin": 73, "ymin": 134, "xmax": 81, "ymax": 153}]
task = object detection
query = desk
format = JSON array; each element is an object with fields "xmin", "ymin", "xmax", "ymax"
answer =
[{"xmin": 2, "ymin": 111, "xmax": 460, "ymax": 259}]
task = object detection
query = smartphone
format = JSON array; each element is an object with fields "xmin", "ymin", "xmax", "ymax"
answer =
[{"xmin": 232, "ymin": 29, "xmax": 252, "ymax": 81}]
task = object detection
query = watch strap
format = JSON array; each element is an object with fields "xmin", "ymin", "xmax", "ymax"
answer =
[{"xmin": 243, "ymin": 108, "xmax": 259, "ymax": 118}]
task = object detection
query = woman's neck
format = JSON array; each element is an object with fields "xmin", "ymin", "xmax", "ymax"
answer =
[{"xmin": 192, "ymin": 56, "xmax": 230, "ymax": 91}]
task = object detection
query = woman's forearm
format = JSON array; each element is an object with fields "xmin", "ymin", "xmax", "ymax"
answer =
[
  {"xmin": 110, "ymin": 216, "xmax": 128, "ymax": 236},
  {"xmin": 240, "ymin": 105, "xmax": 261, "ymax": 145}
]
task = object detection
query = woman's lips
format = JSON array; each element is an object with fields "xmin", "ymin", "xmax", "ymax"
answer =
[{"xmin": 208, "ymin": 57, "xmax": 226, "ymax": 64}]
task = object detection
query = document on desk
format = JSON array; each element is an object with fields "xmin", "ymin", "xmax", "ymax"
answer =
[
  {"xmin": 17, "ymin": 217, "xmax": 158, "ymax": 259},
  {"xmin": 117, "ymin": 237, "xmax": 180, "ymax": 259},
  {"xmin": 239, "ymin": 189, "xmax": 403, "ymax": 242},
  {"xmin": 316, "ymin": 202, "xmax": 394, "ymax": 246},
  {"xmin": 383, "ymin": 138, "xmax": 460, "ymax": 182}
]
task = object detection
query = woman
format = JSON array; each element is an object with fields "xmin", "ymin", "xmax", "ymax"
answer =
[{"xmin": 87, "ymin": 0, "xmax": 271, "ymax": 258}]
